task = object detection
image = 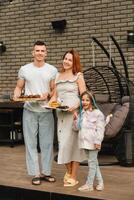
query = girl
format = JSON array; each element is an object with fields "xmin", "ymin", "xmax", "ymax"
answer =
[{"xmin": 73, "ymin": 91, "xmax": 105, "ymax": 191}]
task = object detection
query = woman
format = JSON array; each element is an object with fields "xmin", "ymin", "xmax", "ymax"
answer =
[{"xmin": 50, "ymin": 49, "xmax": 86, "ymax": 186}]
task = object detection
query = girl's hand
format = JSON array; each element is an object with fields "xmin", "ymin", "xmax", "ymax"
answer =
[
  {"xmin": 73, "ymin": 111, "xmax": 78, "ymax": 120},
  {"xmin": 94, "ymin": 144, "xmax": 101, "ymax": 150}
]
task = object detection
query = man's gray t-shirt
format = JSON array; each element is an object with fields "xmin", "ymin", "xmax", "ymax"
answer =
[{"xmin": 18, "ymin": 62, "xmax": 57, "ymax": 112}]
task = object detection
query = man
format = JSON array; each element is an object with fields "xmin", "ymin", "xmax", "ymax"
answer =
[{"xmin": 13, "ymin": 41, "xmax": 57, "ymax": 185}]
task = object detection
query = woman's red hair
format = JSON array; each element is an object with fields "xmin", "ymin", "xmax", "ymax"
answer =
[{"xmin": 61, "ymin": 49, "xmax": 82, "ymax": 74}]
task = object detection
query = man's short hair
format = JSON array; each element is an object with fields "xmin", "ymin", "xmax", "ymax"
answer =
[{"xmin": 34, "ymin": 41, "xmax": 46, "ymax": 46}]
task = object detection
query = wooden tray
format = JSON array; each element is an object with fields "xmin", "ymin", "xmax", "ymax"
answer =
[{"xmin": 12, "ymin": 98, "xmax": 43, "ymax": 102}]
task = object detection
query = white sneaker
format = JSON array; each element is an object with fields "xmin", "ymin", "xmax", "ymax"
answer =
[
  {"xmin": 78, "ymin": 184, "xmax": 94, "ymax": 191},
  {"xmin": 96, "ymin": 183, "xmax": 104, "ymax": 191}
]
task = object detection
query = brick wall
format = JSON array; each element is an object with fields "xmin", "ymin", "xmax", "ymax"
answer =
[{"xmin": 0, "ymin": 0, "xmax": 134, "ymax": 97}]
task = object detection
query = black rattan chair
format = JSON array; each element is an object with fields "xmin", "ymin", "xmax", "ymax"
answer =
[{"xmin": 83, "ymin": 65, "xmax": 134, "ymax": 166}]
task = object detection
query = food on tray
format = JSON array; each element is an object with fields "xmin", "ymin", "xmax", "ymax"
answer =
[
  {"xmin": 44, "ymin": 102, "xmax": 68, "ymax": 110},
  {"xmin": 13, "ymin": 94, "xmax": 41, "ymax": 102},
  {"xmin": 19, "ymin": 94, "xmax": 41, "ymax": 99},
  {"xmin": 48, "ymin": 101, "xmax": 61, "ymax": 108}
]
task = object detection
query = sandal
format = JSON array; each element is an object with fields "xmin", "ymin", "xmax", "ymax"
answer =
[
  {"xmin": 63, "ymin": 172, "xmax": 71, "ymax": 183},
  {"xmin": 32, "ymin": 177, "xmax": 41, "ymax": 185},
  {"xmin": 40, "ymin": 175, "xmax": 56, "ymax": 183},
  {"xmin": 64, "ymin": 178, "xmax": 79, "ymax": 187}
]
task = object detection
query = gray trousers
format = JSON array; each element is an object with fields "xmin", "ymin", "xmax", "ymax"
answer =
[{"xmin": 23, "ymin": 109, "xmax": 54, "ymax": 176}]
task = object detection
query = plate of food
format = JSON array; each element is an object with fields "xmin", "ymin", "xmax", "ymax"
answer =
[
  {"xmin": 57, "ymin": 105, "xmax": 69, "ymax": 111},
  {"xmin": 12, "ymin": 95, "xmax": 43, "ymax": 102},
  {"xmin": 43, "ymin": 101, "xmax": 69, "ymax": 111}
]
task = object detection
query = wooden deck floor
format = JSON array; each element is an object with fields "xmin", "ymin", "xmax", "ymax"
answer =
[{"xmin": 0, "ymin": 145, "xmax": 134, "ymax": 200}]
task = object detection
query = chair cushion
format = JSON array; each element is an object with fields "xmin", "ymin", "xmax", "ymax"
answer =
[
  {"xmin": 95, "ymin": 94, "xmax": 109, "ymax": 103},
  {"xmin": 99, "ymin": 103, "xmax": 117, "ymax": 116},
  {"xmin": 105, "ymin": 102, "xmax": 129, "ymax": 139}
]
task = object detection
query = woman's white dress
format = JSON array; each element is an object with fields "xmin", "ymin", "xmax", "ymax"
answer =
[{"xmin": 56, "ymin": 73, "xmax": 86, "ymax": 164}]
